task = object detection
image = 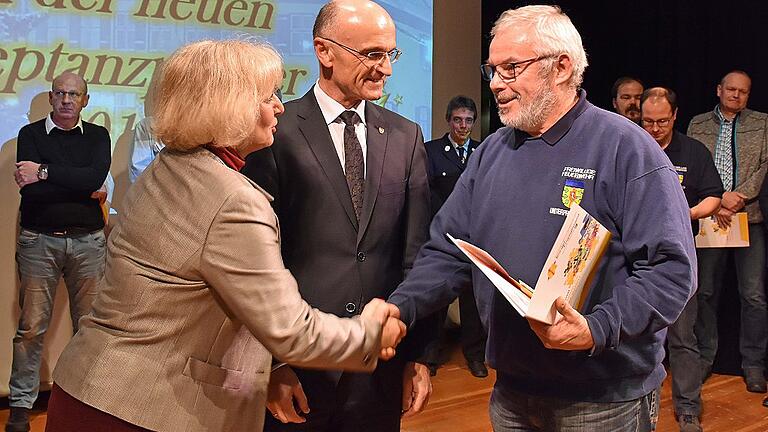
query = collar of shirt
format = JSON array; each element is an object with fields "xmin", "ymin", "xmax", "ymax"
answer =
[
  {"xmin": 45, "ymin": 113, "xmax": 83, "ymax": 135},
  {"xmin": 447, "ymin": 133, "xmax": 469, "ymax": 149},
  {"xmin": 312, "ymin": 82, "xmax": 368, "ymax": 175},
  {"xmin": 512, "ymin": 89, "xmax": 588, "ymax": 149},
  {"xmin": 714, "ymin": 104, "xmax": 739, "ymax": 125},
  {"xmin": 664, "ymin": 130, "xmax": 683, "ymax": 154},
  {"xmin": 314, "ymin": 82, "xmax": 367, "ymax": 127}
]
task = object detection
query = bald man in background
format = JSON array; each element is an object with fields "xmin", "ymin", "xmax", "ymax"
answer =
[
  {"xmin": 689, "ymin": 70, "xmax": 768, "ymax": 395},
  {"xmin": 7, "ymin": 72, "xmax": 110, "ymax": 432}
]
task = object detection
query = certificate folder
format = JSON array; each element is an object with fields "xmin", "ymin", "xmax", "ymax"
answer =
[
  {"xmin": 695, "ymin": 212, "xmax": 749, "ymax": 248},
  {"xmin": 448, "ymin": 203, "xmax": 611, "ymax": 324}
]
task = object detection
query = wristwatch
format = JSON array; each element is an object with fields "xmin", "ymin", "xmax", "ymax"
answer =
[{"xmin": 37, "ymin": 164, "xmax": 48, "ymax": 180}]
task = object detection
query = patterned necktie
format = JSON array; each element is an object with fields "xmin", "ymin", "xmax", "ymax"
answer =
[
  {"xmin": 339, "ymin": 111, "xmax": 364, "ymax": 220},
  {"xmin": 457, "ymin": 146, "xmax": 466, "ymax": 165}
]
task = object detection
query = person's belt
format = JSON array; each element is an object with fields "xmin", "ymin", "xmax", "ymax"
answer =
[{"xmin": 33, "ymin": 228, "xmax": 101, "ymax": 237}]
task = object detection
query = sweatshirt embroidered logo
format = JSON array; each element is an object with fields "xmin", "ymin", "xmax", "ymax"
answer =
[
  {"xmin": 562, "ymin": 179, "xmax": 584, "ymax": 208},
  {"xmin": 674, "ymin": 165, "xmax": 687, "ymax": 185},
  {"xmin": 561, "ymin": 166, "xmax": 596, "ymax": 180}
]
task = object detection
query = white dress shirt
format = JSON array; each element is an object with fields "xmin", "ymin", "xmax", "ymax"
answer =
[
  {"xmin": 313, "ymin": 83, "xmax": 368, "ymax": 177},
  {"xmin": 45, "ymin": 114, "xmax": 83, "ymax": 134}
]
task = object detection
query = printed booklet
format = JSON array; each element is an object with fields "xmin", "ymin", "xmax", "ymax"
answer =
[
  {"xmin": 695, "ymin": 212, "xmax": 749, "ymax": 248},
  {"xmin": 448, "ymin": 203, "xmax": 611, "ymax": 324}
]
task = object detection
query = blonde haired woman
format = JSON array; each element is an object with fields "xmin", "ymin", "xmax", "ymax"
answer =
[{"xmin": 45, "ymin": 40, "xmax": 403, "ymax": 432}]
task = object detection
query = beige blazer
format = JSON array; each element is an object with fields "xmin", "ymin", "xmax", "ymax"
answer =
[{"xmin": 53, "ymin": 147, "xmax": 381, "ymax": 432}]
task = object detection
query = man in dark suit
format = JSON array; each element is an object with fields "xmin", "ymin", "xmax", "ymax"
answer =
[
  {"xmin": 242, "ymin": 1, "xmax": 432, "ymax": 431},
  {"xmin": 421, "ymin": 96, "xmax": 487, "ymax": 378}
]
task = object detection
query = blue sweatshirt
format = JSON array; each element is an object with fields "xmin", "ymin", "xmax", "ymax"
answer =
[{"xmin": 389, "ymin": 91, "xmax": 696, "ymax": 402}]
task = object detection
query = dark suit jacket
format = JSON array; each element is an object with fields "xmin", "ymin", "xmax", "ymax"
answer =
[
  {"xmin": 424, "ymin": 133, "xmax": 481, "ymax": 216},
  {"xmin": 243, "ymin": 88, "xmax": 433, "ymax": 360}
]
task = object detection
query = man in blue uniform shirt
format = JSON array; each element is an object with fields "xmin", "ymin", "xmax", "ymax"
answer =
[
  {"xmin": 388, "ymin": 5, "xmax": 696, "ymax": 431},
  {"xmin": 641, "ymin": 87, "xmax": 723, "ymax": 432}
]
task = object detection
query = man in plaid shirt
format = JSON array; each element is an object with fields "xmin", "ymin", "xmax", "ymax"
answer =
[{"xmin": 688, "ymin": 70, "xmax": 768, "ymax": 395}]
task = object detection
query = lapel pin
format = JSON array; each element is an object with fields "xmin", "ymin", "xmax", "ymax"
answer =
[
  {"xmin": 444, "ymin": 145, "xmax": 451, "ymax": 152},
  {"xmin": 378, "ymin": 126, "xmax": 384, "ymax": 134}
]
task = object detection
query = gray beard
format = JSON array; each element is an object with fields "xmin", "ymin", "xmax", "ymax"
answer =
[{"xmin": 498, "ymin": 81, "xmax": 559, "ymax": 132}]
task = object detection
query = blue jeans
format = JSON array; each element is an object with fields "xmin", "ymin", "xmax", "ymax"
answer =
[
  {"xmin": 9, "ymin": 229, "xmax": 106, "ymax": 409},
  {"xmin": 667, "ymin": 293, "xmax": 701, "ymax": 416},
  {"xmin": 489, "ymin": 386, "xmax": 659, "ymax": 432},
  {"xmin": 695, "ymin": 223, "xmax": 767, "ymax": 370}
]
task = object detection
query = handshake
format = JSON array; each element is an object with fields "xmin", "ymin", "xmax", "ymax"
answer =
[{"xmin": 361, "ymin": 299, "xmax": 406, "ymax": 360}]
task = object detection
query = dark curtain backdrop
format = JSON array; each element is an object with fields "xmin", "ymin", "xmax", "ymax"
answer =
[
  {"xmin": 479, "ymin": 0, "xmax": 768, "ymax": 375},
  {"xmin": 480, "ymin": 0, "xmax": 768, "ymax": 138}
]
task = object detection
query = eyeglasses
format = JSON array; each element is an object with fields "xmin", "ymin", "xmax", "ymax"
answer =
[
  {"xmin": 451, "ymin": 117, "xmax": 475, "ymax": 126},
  {"xmin": 480, "ymin": 55, "xmax": 556, "ymax": 82},
  {"xmin": 319, "ymin": 37, "xmax": 402, "ymax": 65},
  {"xmin": 273, "ymin": 88, "xmax": 283, "ymax": 102},
  {"xmin": 641, "ymin": 118, "xmax": 672, "ymax": 127},
  {"xmin": 52, "ymin": 90, "xmax": 84, "ymax": 99}
]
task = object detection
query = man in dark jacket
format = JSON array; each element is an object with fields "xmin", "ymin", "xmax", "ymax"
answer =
[
  {"xmin": 242, "ymin": 1, "xmax": 433, "ymax": 431},
  {"xmin": 422, "ymin": 95, "xmax": 487, "ymax": 378}
]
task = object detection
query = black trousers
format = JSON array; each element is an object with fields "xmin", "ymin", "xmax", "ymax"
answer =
[
  {"xmin": 423, "ymin": 286, "xmax": 487, "ymax": 364},
  {"xmin": 263, "ymin": 358, "xmax": 405, "ymax": 432}
]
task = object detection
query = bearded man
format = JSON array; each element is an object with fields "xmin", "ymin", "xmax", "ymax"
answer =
[
  {"xmin": 388, "ymin": 5, "xmax": 696, "ymax": 431},
  {"xmin": 611, "ymin": 76, "xmax": 644, "ymax": 123}
]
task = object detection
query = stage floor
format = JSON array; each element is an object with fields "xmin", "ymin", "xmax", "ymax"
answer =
[{"xmin": 3, "ymin": 335, "xmax": 767, "ymax": 431}]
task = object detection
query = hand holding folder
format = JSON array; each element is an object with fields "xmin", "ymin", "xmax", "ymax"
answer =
[{"xmin": 448, "ymin": 203, "xmax": 611, "ymax": 326}]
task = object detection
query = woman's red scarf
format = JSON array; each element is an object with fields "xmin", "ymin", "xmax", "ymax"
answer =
[{"xmin": 205, "ymin": 145, "xmax": 245, "ymax": 171}]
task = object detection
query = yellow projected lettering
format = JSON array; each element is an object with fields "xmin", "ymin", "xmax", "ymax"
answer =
[
  {"xmin": 0, "ymin": 43, "xmax": 162, "ymax": 94},
  {"xmin": 283, "ymin": 67, "xmax": 308, "ymax": 97},
  {"xmin": 0, "ymin": 43, "xmax": 311, "ymax": 98},
  {"xmin": 134, "ymin": 0, "xmax": 276, "ymax": 30},
  {"xmin": 0, "ymin": 42, "xmax": 311, "ymax": 140},
  {"xmin": 87, "ymin": 111, "xmax": 112, "ymax": 131},
  {"xmin": 34, "ymin": 0, "xmax": 114, "ymax": 13}
]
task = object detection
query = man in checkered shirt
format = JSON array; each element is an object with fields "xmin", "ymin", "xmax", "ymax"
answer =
[{"xmin": 688, "ymin": 70, "xmax": 768, "ymax": 395}]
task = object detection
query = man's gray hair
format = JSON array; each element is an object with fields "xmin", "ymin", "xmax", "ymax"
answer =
[
  {"xmin": 719, "ymin": 69, "xmax": 751, "ymax": 86},
  {"xmin": 491, "ymin": 5, "xmax": 588, "ymax": 89}
]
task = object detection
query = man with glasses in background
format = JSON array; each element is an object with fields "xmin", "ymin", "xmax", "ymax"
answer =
[
  {"xmin": 688, "ymin": 70, "xmax": 768, "ymax": 395},
  {"xmin": 6, "ymin": 72, "xmax": 110, "ymax": 432},
  {"xmin": 641, "ymin": 87, "xmax": 723, "ymax": 432},
  {"xmin": 242, "ymin": 1, "xmax": 433, "ymax": 431},
  {"xmin": 421, "ymin": 95, "xmax": 487, "ymax": 379},
  {"xmin": 388, "ymin": 5, "xmax": 696, "ymax": 431}
]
